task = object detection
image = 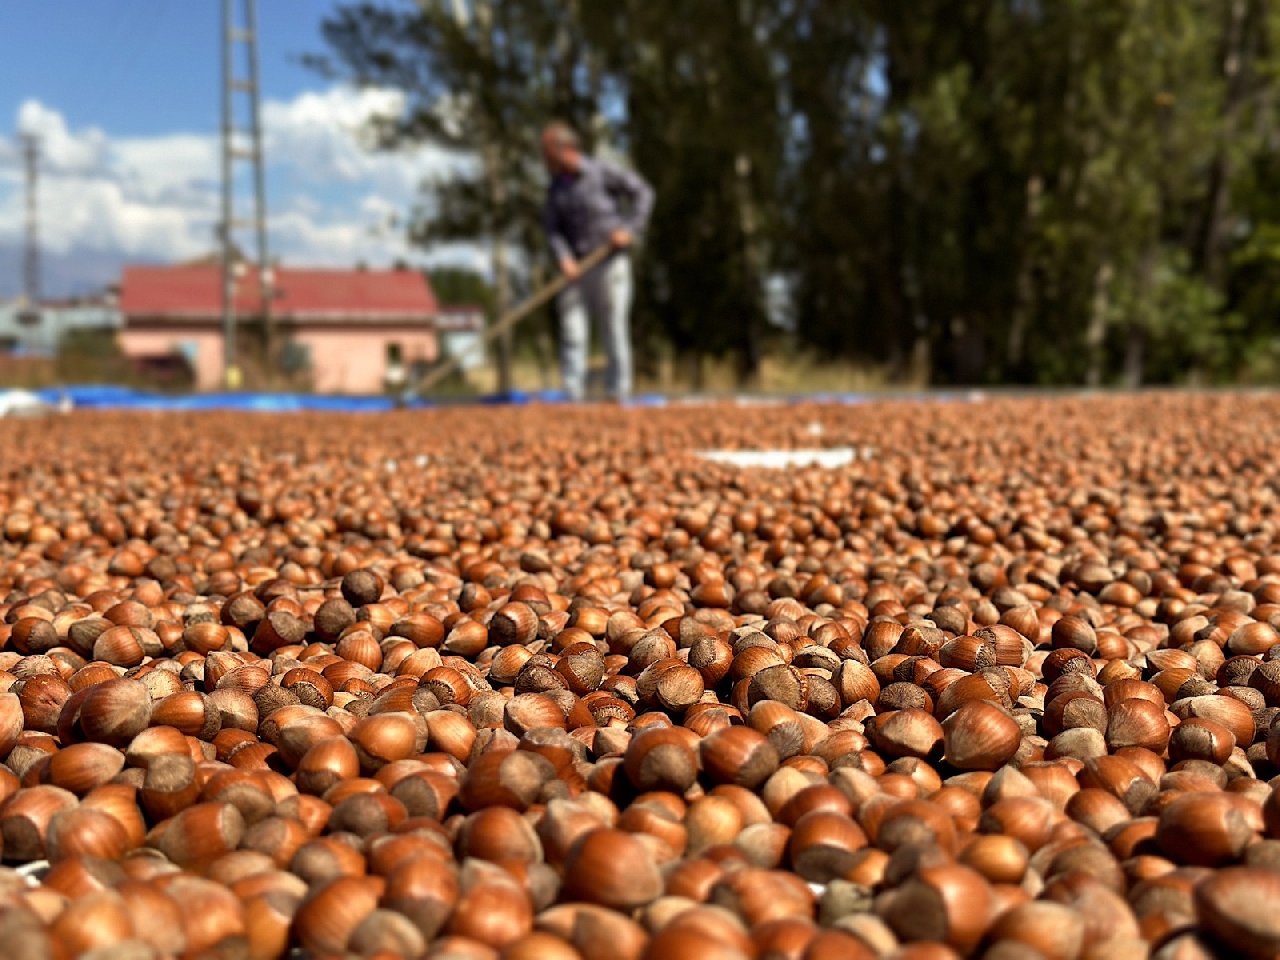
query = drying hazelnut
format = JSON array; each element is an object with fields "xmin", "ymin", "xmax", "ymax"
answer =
[
  {"xmin": 445, "ymin": 860, "xmax": 534, "ymax": 947},
  {"xmin": 294, "ymin": 874, "xmax": 384, "ymax": 955},
  {"xmin": 942, "ymin": 700, "xmax": 1020, "ymax": 770},
  {"xmin": 869, "ymin": 709, "xmax": 944, "ymax": 761},
  {"xmin": 880, "ymin": 863, "xmax": 994, "ymax": 954},
  {"xmin": 700, "ymin": 727, "xmax": 779, "ymax": 789},
  {"xmin": 76, "ymin": 679, "xmax": 152, "ymax": 746},
  {"xmin": 1194, "ymin": 865, "xmax": 1280, "ymax": 959},
  {"xmin": 1105, "ymin": 698, "xmax": 1172, "ymax": 753},
  {"xmin": 1156, "ymin": 792, "xmax": 1259, "ymax": 866},
  {"xmin": 562, "ymin": 828, "xmax": 663, "ymax": 910}
]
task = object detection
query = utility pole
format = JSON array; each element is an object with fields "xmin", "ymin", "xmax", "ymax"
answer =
[
  {"xmin": 220, "ymin": 0, "xmax": 236, "ymax": 388},
  {"xmin": 19, "ymin": 134, "xmax": 40, "ymax": 328},
  {"xmin": 220, "ymin": 0, "xmax": 271, "ymax": 389}
]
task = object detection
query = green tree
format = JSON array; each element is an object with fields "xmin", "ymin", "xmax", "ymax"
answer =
[
  {"xmin": 314, "ymin": 0, "xmax": 1280, "ymax": 389},
  {"xmin": 426, "ymin": 266, "xmax": 494, "ymax": 313},
  {"xmin": 313, "ymin": 1, "xmax": 601, "ymax": 392},
  {"xmin": 580, "ymin": 1, "xmax": 786, "ymax": 386}
]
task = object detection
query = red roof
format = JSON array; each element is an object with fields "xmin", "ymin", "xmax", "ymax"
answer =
[{"xmin": 119, "ymin": 264, "xmax": 441, "ymax": 322}]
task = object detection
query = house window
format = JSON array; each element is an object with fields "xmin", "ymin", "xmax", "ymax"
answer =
[
  {"xmin": 280, "ymin": 341, "xmax": 313, "ymax": 373},
  {"xmin": 385, "ymin": 342, "xmax": 406, "ymax": 389},
  {"xmin": 173, "ymin": 340, "xmax": 200, "ymax": 366}
]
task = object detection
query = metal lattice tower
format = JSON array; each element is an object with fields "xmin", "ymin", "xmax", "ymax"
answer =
[
  {"xmin": 220, "ymin": 0, "xmax": 271, "ymax": 389},
  {"xmin": 20, "ymin": 134, "xmax": 40, "ymax": 324}
]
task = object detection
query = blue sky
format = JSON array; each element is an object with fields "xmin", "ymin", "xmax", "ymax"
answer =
[
  {"xmin": 0, "ymin": 1, "xmax": 478, "ymax": 297},
  {"xmin": 0, "ymin": 1, "xmax": 332, "ymax": 135}
]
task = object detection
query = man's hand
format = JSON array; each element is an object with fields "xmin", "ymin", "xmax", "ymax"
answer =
[
  {"xmin": 610, "ymin": 228, "xmax": 633, "ymax": 249},
  {"xmin": 560, "ymin": 256, "xmax": 580, "ymax": 280}
]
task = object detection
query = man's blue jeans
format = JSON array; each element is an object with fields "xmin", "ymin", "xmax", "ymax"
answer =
[{"xmin": 557, "ymin": 254, "xmax": 633, "ymax": 401}]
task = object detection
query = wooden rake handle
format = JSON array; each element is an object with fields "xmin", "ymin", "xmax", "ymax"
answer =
[{"xmin": 413, "ymin": 244, "xmax": 614, "ymax": 395}]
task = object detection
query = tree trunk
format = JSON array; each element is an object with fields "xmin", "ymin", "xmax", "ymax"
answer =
[
  {"xmin": 1124, "ymin": 243, "xmax": 1157, "ymax": 390},
  {"xmin": 908, "ymin": 324, "xmax": 931, "ymax": 387},
  {"xmin": 1123, "ymin": 325, "xmax": 1146, "ymax": 390},
  {"xmin": 552, "ymin": 1, "xmax": 584, "ymax": 130},
  {"xmin": 1007, "ymin": 175, "xmax": 1043, "ymax": 373},
  {"xmin": 679, "ymin": 348, "xmax": 702, "ymax": 393},
  {"xmin": 1085, "ymin": 259, "xmax": 1113, "ymax": 387},
  {"xmin": 1123, "ymin": 278, "xmax": 1147, "ymax": 390},
  {"xmin": 471, "ymin": 0, "xmax": 512, "ymax": 396},
  {"xmin": 884, "ymin": 179, "xmax": 922, "ymax": 384},
  {"xmin": 733, "ymin": 152, "xmax": 765, "ymax": 387},
  {"xmin": 485, "ymin": 143, "xmax": 513, "ymax": 395},
  {"xmin": 1196, "ymin": 0, "xmax": 1250, "ymax": 289}
]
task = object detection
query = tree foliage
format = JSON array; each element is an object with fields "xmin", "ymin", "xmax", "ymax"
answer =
[{"xmin": 317, "ymin": 0, "xmax": 1280, "ymax": 387}]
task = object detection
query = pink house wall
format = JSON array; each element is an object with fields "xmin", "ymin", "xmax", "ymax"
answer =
[
  {"xmin": 294, "ymin": 328, "xmax": 438, "ymax": 393},
  {"xmin": 119, "ymin": 329, "xmax": 225, "ymax": 390},
  {"xmin": 118, "ymin": 325, "xmax": 439, "ymax": 393}
]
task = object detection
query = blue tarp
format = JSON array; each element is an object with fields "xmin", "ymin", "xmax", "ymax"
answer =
[
  {"xmin": 33, "ymin": 386, "xmax": 404, "ymax": 413},
  {"xmin": 39, "ymin": 385, "xmax": 142, "ymax": 407},
  {"xmin": 475, "ymin": 388, "xmax": 571, "ymax": 406},
  {"xmin": 26, "ymin": 384, "xmax": 982, "ymax": 413}
]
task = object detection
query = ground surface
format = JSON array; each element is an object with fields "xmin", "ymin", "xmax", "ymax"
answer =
[{"xmin": 0, "ymin": 394, "xmax": 1276, "ymax": 958}]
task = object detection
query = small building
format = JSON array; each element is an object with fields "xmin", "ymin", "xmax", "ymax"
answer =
[
  {"xmin": 433, "ymin": 306, "xmax": 489, "ymax": 372},
  {"xmin": 0, "ymin": 295, "xmax": 121, "ymax": 355},
  {"xmin": 117, "ymin": 264, "xmax": 482, "ymax": 393}
]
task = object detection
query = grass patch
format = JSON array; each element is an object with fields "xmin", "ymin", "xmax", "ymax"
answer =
[{"xmin": 454, "ymin": 348, "xmax": 896, "ymax": 397}]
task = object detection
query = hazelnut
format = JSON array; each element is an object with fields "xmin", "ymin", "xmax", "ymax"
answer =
[
  {"xmin": 941, "ymin": 700, "xmax": 1020, "ymax": 770},
  {"xmin": 563, "ymin": 828, "xmax": 663, "ymax": 910}
]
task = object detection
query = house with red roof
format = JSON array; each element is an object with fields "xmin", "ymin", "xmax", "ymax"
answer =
[{"xmin": 117, "ymin": 263, "xmax": 482, "ymax": 393}]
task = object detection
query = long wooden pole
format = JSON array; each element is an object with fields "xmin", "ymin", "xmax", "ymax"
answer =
[
  {"xmin": 221, "ymin": 0, "xmax": 237, "ymax": 388},
  {"xmin": 414, "ymin": 245, "xmax": 612, "ymax": 396}
]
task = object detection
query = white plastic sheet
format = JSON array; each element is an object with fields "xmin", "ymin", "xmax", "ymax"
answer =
[
  {"xmin": 695, "ymin": 447, "xmax": 868, "ymax": 469},
  {"xmin": 0, "ymin": 390, "xmax": 68, "ymax": 417}
]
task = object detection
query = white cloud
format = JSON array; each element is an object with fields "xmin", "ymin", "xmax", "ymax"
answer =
[
  {"xmin": 0, "ymin": 157, "xmax": 216, "ymax": 261},
  {"xmin": 263, "ymin": 86, "xmax": 475, "ymax": 198},
  {"xmin": 271, "ymin": 209, "xmax": 384, "ymax": 264},
  {"xmin": 0, "ymin": 87, "xmax": 480, "ymax": 289},
  {"xmin": 112, "ymin": 134, "xmax": 219, "ymax": 201},
  {"xmin": 17, "ymin": 100, "xmax": 109, "ymax": 174},
  {"xmin": 360, "ymin": 194, "xmax": 396, "ymax": 218}
]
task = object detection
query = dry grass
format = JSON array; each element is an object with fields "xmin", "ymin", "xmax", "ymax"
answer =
[
  {"xmin": 462, "ymin": 349, "xmax": 898, "ymax": 397},
  {"xmin": 23, "ymin": 340, "xmax": 899, "ymax": 399}
]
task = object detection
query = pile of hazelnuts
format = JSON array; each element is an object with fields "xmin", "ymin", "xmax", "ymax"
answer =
[{"xmin": 0, "ymin": 394, "xmax": 1275, "ymax": 958}]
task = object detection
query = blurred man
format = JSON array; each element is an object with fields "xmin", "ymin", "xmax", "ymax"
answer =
[{"xmin": 542, "ymin": 122, "xmax": 654, "ymax": 402}]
